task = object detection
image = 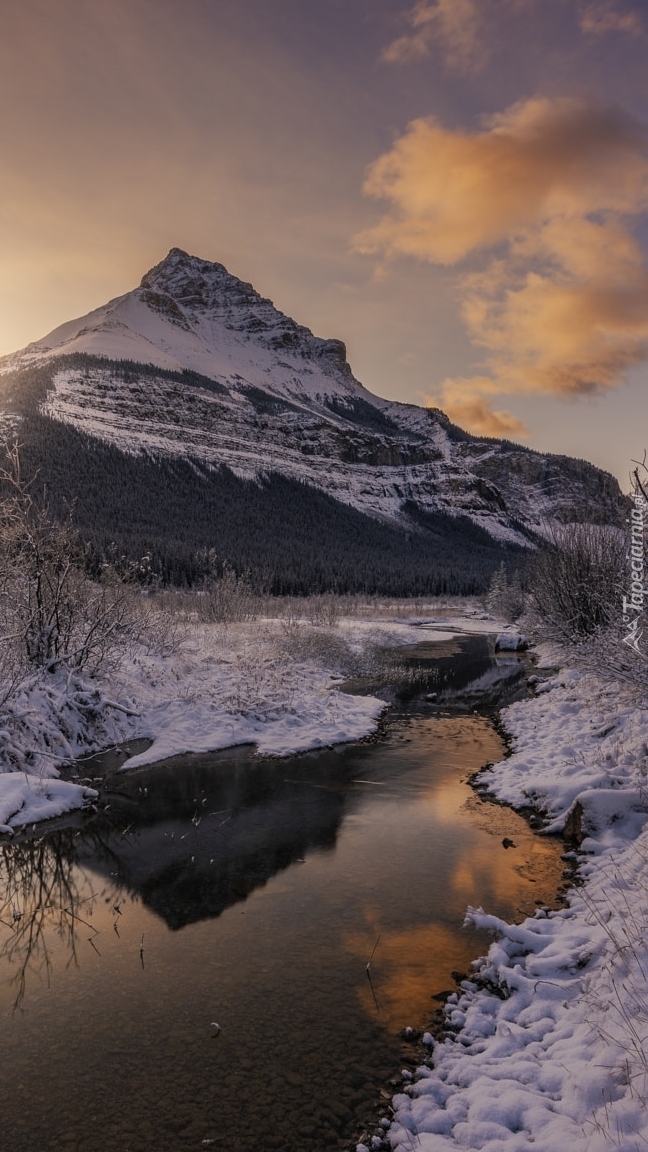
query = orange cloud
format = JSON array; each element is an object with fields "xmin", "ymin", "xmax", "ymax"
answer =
[
  {"xmin": 355, "ymin": 97, "xmax": 648, "ymax": 264},
  {"xmin": 461, "ymin": 256, "xmax": 648, "ymax": 398},
  {"xmin": 383, "ymin": 0, "xmax": 643, "ymax": 71},
  {"xmin": 381, "ymin": 0, "xmax": 483, "ymax": 73},
  {"xmin": 579, "ymin": 1, "xmax": 643, "ymax": 35},
  {"xmin": 355, "ymin": 95, "xmax": 648, "ymax": 435},
  {"xmin": 425, "ymin": 386, "xmax": 529, "ymax": 437}
]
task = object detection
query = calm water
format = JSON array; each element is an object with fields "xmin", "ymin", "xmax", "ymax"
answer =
[{"xmin": 0, "ymin": 644, "xmax": 565, "ymax": 1152}]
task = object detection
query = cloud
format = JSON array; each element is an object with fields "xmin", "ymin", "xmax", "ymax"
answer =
[
  {"xmin": 355, "ymin": 95, "xmax": 648, "ymax": 435},
  {"xmin": 442, "ymin": 398, "xmax": 527, "ymax": 438},
  {"xmin": 579, "ymin": 1, "xmax": 643, "ymax": 35},
  {"xmin": 460, "ymin": 222, "xmax": 648, "ymax": 396},
  {"xmin": 355, "ymin": 97, "xmax": 648, "ymax": 263},
  {"xmin": 381, "ymin": 0, "xmax": 483, "ymax": 73},
  {"xmin": 424, "ymin": 380, "xmax": 529, "ymax": 437}
]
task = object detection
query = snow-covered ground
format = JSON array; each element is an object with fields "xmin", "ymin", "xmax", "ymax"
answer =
[
  {"xmin": 380, "ymin": 657, "xmax": 648, "ymax": 1152},
  {"xmin": 0, "ymin": 606, "xmax": 464, "ymax": 834}
]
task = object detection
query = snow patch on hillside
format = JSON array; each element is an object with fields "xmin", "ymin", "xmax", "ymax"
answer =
[{"xmin": 38, "ymin": 363, "xmax": 530, "ymax": 544}]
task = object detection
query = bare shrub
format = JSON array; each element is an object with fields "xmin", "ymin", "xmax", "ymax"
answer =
[
  {"xmin": 525, "ymin": 522, "xmax": 625, "ymax": 646},
  {"xmin": 0, "ymin": 443, "xmax": 143, "ymax": 680},
  {"xmin": 569, "ymin": 626, "xmax": 648, "ymax": 701},
  {"xmin": 0, "ymin": 631, "xmax": 26, "ymax": 708},
  {"xmin": 137, "ymin": 599, "xmax": 187, "ymax": 657},
  {"xmin": 276, "ymin": 622, "xmax": 362, "ymax": 676},
  {"xmin": 195, "ymin": 553, "xmax": 256, "ymax": 623},
  {"xmin": 522, "ymin": 517, "xmax": 648, "ymax": 698},
  {"xmin": 273, "ymin": 619, "xmax": 425, "ymax": 688},
  {"xmin": 304, "ymin": 594, "xmax": 345, "ymax": 627}
]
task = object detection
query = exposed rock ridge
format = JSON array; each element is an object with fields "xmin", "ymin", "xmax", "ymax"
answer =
[{"xmin": 139, "ymin": 248, "xmax": 353, "ymax": 381}]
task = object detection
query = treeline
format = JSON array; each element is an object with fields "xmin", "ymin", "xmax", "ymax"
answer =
[{"xmin": 3, "ymin": 412, "xmax": 525, "ymax": 595}]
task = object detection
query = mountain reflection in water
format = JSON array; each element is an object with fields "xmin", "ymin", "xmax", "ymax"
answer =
[{"xmin": 87, "ymin": 747, "xmax": 350, "ymax": 929}]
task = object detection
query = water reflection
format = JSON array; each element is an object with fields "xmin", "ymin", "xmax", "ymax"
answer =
[
  {"xmin": 0, "ymin": 712, "xmax": 558, "ymax": 1021},
  {"xmin": 343, "ymin": 632, "xmax": 510, "ymax": 702},
  {"xmin": 0, "ymin": 748, "xmax": 353, "ymax": 1005},
  {"xmin": 347, "ymin": 921, "xmax": 474, "ymax": 1022},
  {"xmin": 0, "ymin": 831, "xmax": 110, "ymax": 1009},
  {"xmin": 85, "ymin": 748, "xmax": 350, "ymax": 929},
  {"xmin": 0, "ymin": 646, "xmax": 547, "ymax": 1017},
  {"xmin": 0, "ymin": 643, "xmax": 568, "ymax": 1152}
]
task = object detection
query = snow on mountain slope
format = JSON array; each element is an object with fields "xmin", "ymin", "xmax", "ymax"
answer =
[
  {"xmin": 0, "ymin": 249, "xmax": 625, "ymax": 544},
  {"xmin": 1, "ymin": 248, "xmax": 365, "ymax": 405}
]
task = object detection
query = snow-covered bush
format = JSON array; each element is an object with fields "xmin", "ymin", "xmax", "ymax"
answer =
[
  {"xmin": 0, "ymin": 443, "xmax": 142, "ymax": 682},
  {"xmin": 193, "ymin": 552, "xmax": 256, "ymax": 623},
  {"xmin": 525, "ymin": 521, "xmax": 624, "ymax": 645},
  {"xmin": 486, "ymin": 561, "xmax": 525, "ymax": 622}
]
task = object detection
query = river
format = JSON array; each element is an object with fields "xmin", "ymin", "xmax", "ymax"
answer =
[{"xmin": 0, "ymin": 635, "xmax": 565, "ymax": 1151}]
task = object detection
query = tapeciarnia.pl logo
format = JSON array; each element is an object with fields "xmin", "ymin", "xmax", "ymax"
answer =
[{"xmin": 622, "ymin": 489, "xmax": 646, "ymax": 653}]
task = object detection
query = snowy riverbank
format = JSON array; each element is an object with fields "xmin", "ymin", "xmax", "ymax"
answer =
[
  {"xmin": 0, "ymin": 606, "xmax": 467, "ymax": 834},
  {"xmin": 382, "ymin": 661, "xmax": 648, "ymax": 1152}
]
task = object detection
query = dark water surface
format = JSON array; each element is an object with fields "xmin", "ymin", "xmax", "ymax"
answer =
[{"xmin": 0, "ymin": 643, "xmax": 565, "ymax": 1151}]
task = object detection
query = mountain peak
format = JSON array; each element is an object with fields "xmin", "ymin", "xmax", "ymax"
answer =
[
  {"xmin": 139, "ymin": 248, "xmax": 259, "ymax": 312},
  {"xmin": 1, "ymin": 247, "xmax": 361, "ymax": 402},
  {"xmin": 136, "ymin": 249, "xmax": 356, "ymax": 384},
  {"xmin": 141, "ymin": 247, "xmax": 227, "ymax": 287}
]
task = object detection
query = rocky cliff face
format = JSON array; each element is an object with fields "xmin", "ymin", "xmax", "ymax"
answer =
[{"xmin": 0, "ymin": 248, "xmax": 625, "ymax": 550}]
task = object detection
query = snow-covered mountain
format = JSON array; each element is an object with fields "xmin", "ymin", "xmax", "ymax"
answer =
[
  {"xmin": 3, "ymin": 247, "xmax": 364, "ymax": 402},
  {"xmin": 0, "ymin": 249, "xmax": 625, "ymax": 591}
]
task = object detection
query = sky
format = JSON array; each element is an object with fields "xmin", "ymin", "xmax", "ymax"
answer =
[{"xmin": 1, "ymin": 0, "xmax": 648, "ymax": 488}]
